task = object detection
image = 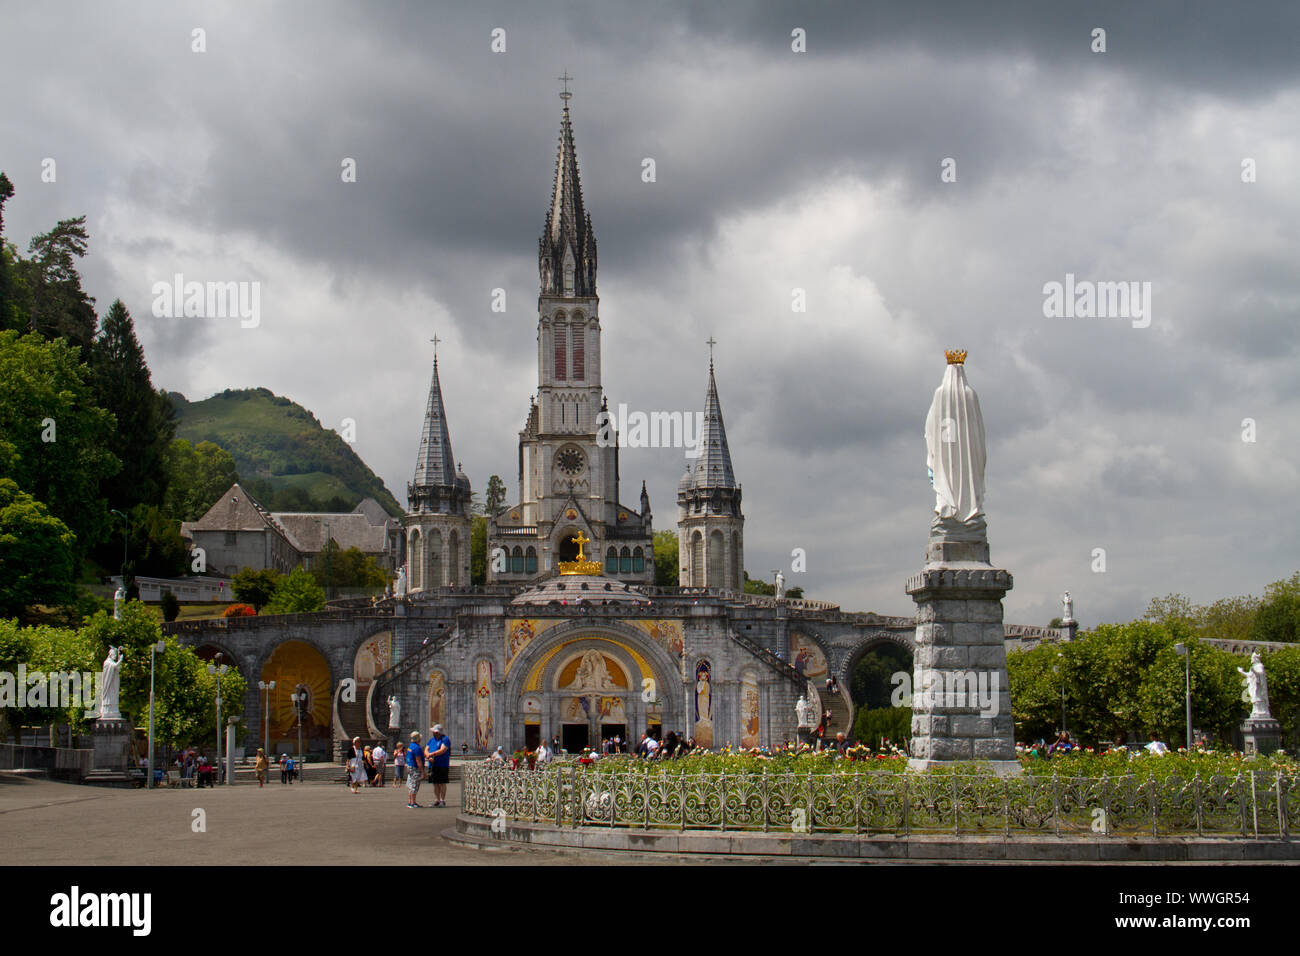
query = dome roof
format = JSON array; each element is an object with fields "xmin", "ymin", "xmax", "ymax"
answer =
[{"xmin": 511, "ymin": 574, "xmax": 650, "ymax": 606}]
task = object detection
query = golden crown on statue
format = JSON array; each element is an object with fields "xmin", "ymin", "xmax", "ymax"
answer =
[{"xmin": 944, "ymin": 349, "xmax": 968, "ymax": 365}]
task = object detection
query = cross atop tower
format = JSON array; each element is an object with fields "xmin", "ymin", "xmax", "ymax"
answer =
[
  {"xmin": 430, "ymin": 333, "xmax": 441, "ymax": 364},
  {"xmin": 706, "ymin": 336, "xmax": 717, "ymax": 368},
  {"xmin": 558, "ymin": 71, "xmax": 573, "ymax": 103}
]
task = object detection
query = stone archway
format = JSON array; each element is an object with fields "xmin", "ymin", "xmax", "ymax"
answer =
[
  {"xmin": 841, "ymin": 632, "xmax": 916, "ymax": 741},
  {"xmin": 505, "ymin": 620, "xmax": 683, "ymax": 754},
  {"xmin": 260, "ymin": 640, "xmax": 333, "ymax": 755}
]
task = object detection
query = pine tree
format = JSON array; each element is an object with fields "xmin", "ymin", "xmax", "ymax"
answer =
[
  {"xmin": 20, "ymin": 216, "xmax": 97, "ymax": 350},
  {"xmin": 0, "ymin": 173, "xmax": 15, "ymax": 330},
  {"xmin": 92, "ymin": 300, "xmax": 175, "ymax": 509}
]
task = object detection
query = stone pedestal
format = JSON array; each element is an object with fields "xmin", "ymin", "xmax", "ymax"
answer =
[
  {"xmin": 85, "ymin": 717, "xmax": 135, "ymax": 786},
  {"xmin": 1241, "ymin": 717, "xmax": 1282, "ymax": 757},
  {"xmin": 905, "ymin": 539, "xmax": 1019, "ymax": 776}
]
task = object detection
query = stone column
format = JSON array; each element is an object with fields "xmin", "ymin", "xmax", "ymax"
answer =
[{"xmin": 905, "ymin": 538, "xmax": 1019, "ymax": 776}]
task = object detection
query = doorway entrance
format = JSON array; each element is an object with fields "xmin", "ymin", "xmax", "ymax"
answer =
[
  {"xmin": 562, "ymin": 724, "xmax": 589, "ymax": 754},
  {"xmin": 599, "ymin": 723, "xmax": 626, "ymax": 750},
  {"xmin": 524, "ymin": 725, "xmax": 540, "ymax": 750}
]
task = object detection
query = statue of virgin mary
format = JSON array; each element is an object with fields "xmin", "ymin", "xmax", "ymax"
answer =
[{"xmin": 925, "ymin": 351, "xmax": 987, "ymax": 537}]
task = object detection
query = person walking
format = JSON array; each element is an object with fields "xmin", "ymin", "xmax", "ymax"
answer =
[
  {"xmin": 372, "ymin": 743, "xmax": 387, "ymax": 787},
  {"xmin": 426, "ymin": 724, "xmax": 451, "ymax": 807},
  {"xmin": 405, "ymin": 732, "xmax": 425, "ymax": 808},
  {"xmin": 348, "ymin": 736, "xmax": 367, "ymax": 793},
  {"xmin": 255, "ymin": 748, "xmax": 269, "ymax": 787}
]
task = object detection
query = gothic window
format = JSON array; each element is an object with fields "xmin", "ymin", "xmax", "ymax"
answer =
[
  {"xmin": 448, "ymin": 530, "xmax": 460, "ymax": 586},
  {"xmin": 605, "ymin": 547, "xmax": 618, "ymax": 575},
  {"xmin": 525, "ymin": 546, "xmax": 537, "ymax": 574},
  {"xmin": 429, "ymin": 529, "xmax": 443, "ymax": 588},
  {"xmin": 511, "ymin": 546, "xmax": 524, "ymax": 574},
  {"xmin": 409, "ymin": 529, "xmax": 422, "ymax": 588},
  {"xmin": 572, "ymin": 321, "xmax": 585, "ymax": 380},
  {"xmin": 708, "ymin": 530, "xmax": 724, "ymax": 589},
  {"xmin": 554, "ymin": 317, "xmax": 567, "ymax": 381},
  {"xmin": 564, "ymin": 260, "xmax": 574, "ymax": 296},
  {"xmin": 731, "ymin": 533, "xmax": 741, "ymax": 591},
  {"xmin": 691, "ymin": 532, "xmax": 704, "ymax": 587},
  {"xmin": 620, "ymin": 546, "xmax": 631, "ymax": 573},
  {"xmin": 632, "ymin": 546, "xmax": 645, "ymax": 573}
]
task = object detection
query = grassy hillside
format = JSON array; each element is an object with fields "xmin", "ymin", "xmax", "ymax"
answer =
[{"xmin": 170, "ymin": 387, "xmax": 402, "ymax": 516}]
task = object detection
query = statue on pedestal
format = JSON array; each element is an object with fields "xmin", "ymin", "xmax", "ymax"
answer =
[
  {"xmin": 1062, "ymin": 591, "xmax": 1073, "ymax": 623},
  {"xmin": 795, "ymin": 696, "xmax": 812, "ymax": 728},
  {"xmin": 387, "ymin": 695, "xmax": 401, "ymax": 730},
  {"xmin": 924, "ymin": 350, "xmax": 987, "ymax": 540},
  {"xmin": 113, "ymin": 586, "xmax": 124, "ymax": 621},
  {"xmin": 775, "ymin": 571, "xmax": 785, "ymax": 601},
  {"xmin": 98, "ymin": 646, "xmax": 124, "ymax": 720},
  {"xmin": 395, "ymin": 565, "xmax": 407, "ymax": 597},
  {"xmin": 1238, "ymin": 652, "xmax": 1272, "ymax": 720}
]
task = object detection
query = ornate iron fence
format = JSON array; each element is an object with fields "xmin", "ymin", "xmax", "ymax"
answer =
[{"xmin": 461, "ymin": 764, "xmax": 1298, "ymax": 838}]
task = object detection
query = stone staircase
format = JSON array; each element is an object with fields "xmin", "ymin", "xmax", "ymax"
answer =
[{"xmin": 819, "ymin": 687, "xmax": 852, "ymax": 739}]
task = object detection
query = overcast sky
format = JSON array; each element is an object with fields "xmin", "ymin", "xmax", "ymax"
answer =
[{"xmin": 4, "ymin": 1, "xmax": 1298, "ymax": 626}]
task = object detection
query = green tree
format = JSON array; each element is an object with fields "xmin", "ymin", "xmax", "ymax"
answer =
[
  {"xmin": 1252, "ymin": 572, "xmax": 1300, "ymax": 644},
  {"xmin": 160, "ymin": 591, "xmax": 180, "ymax": 623},
  {"xmin": 264, "ymin": 568, "xmax": 326, "ymax": 615},
  {"xmin": 653, "ymin": 530, "xmax": 678, "ymax": 587},
  {"xmin": 849, "ymin": 642, "xmax": 912, "ymax": 711},
  {"xmin": 485, "ymin": 475, "xmax": 507, "ymax": 515},
  {"xmin": 310, "ymin": 541, "xmax": 387, "ymax": 591},
  {"xmin": 1261, "ymin": 645, "xmax": 1300, "ymax": 747},
  {"xmin": 91, "ymin": 300, "xmax": 175, "ymax": 510},
  {"xmin": 0, "ymin": 478, "xmax": 77, "ymax": 621},
  {"xmin": 15, "ymin": 216, "xmax": 98, "ymax": 351},
  {"xmin": 123, "ymin": 503, "xmax": 189, "ymax": 578},
  {"xmin": 231, "ymin": 567, "xmax": 282, "ymax": 612},
  {"xmin": 1197, "ymin": 594, "xmax": 1259, "ymax": 644},
  {"xmin": 163, "ymin": 439, "xmax": 239, "ymax": 521},
  {"xmin": 470, "ymin": 514, "xmax": 487, "ymax": 585},
  {"xmin": 852, "ymin": 706, "xmax": 911, "ymax": 749},
  {"xmin": 0, "ymin": 330, "xmax": 119, "ymax": 561},
  {"xmin": 0, "ymin": 173, "xmax": 15, "ymax": 331}
]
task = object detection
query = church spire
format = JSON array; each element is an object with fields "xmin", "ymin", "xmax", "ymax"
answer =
[
  {"xmin": 539, "ymin": 79, "xmax": 597, "ymax": 297},
  {"xmin": 408, "ymin": 343, "xmax": 470, "ymax": 514},
  {"xmin": 684, "ymin": 350, "xmax": 738, "ymax": 494}
]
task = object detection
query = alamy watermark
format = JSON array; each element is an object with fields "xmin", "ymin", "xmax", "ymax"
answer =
[
  {"xmin": 891, "ymin": 668, "xmax": 1000, "ymax": 718},
  {"xmin": 0, "ymin": 666, "xmax": 101, "ymax": 712},
  {"xmin": 151, "ymin": 273, "xmax": 261, "ymax": 328},
  {"xmin": 1042, "ymin": 273, "xmax": 1152, "ymax": 329},
  {"xmin": 596, "ymin": 405, "xmax": 706, "ymax": 457}
]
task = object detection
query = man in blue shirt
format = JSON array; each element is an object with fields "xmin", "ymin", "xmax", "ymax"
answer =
[
  {"xmin": 405, "ymin": 731, "xmax": 424, "ymax": 808},
  {"xmin": 425, "ymin": 724, "xmax": 451, "ymax": 807}
]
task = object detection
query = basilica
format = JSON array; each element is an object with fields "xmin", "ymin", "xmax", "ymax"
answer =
[{"xmin": 166, "ymin": 93, "xmax": 1066, "ymax": 759}]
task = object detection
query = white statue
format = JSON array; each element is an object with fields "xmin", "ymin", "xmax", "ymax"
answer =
[
  {"xmin": 1237, "ymin": 652, "xmax": 1272, "ymax": 720},
  {"xmin": 795, "ymin": 695, "xmax": 812, "ymax": 728},
  {"xmin": 99, "ymin": 646, "xmax": 123, "ymax": 720},
  {"xmin": 387, "ymin": 695, "xmax": 401, "ymax": 730},
  {"xmin": 113, "ymin": 586, "xmax": 124, "ymax": 621},
  {"xmin": 924, "ymin": 354, "xmax": 986, "ymax": 528},
  {"xmin": 395, "ymin": 565, "xmax": 407, "ymax": 597},
  {"xmin": 569, "ymin": 650, "xmax": 617, "ymax": 693},
  {"xmin": 775, "ymin": 571, "xmax": 785, "ymax": 601},
  {"xmin": 1062, "ymin": 591, "xmax": 1073, "ymax": 623}
]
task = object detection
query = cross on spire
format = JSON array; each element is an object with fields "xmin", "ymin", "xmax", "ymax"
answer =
[
  {"xmin": 430, "ymin": 334, "xmax": 441, "ymax": 364},
  {"xmin": 706, "ymin": 336, "xmax": 717, "ymax": 368},
  {"xmin": 558, "ymin": 71, "xmax": 573, "ymax": 103}
]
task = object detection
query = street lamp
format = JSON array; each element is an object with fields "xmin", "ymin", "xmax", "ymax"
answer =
[
  {"xmin": 147, "ymin": 639, "xmax": 166, "ymax": 789},
  {"xmin": 110, "ymin": 507, "xmax": 129, "ymax": 583},
  {"xmin": 258, "ymin": 680, "xmax": 277, "ymax": 755},
  {"xmin": 207, "ymin": 654, "xmax": 229, "ymax": 783},
  {"xmin": 291, "ymin": 684, "xmax": 307, "ymax": 779},
  {"xmin": 1173, "ymin": 643, "xmax": 1192, "ymax": 751},
  {"xmin": 1057, "ymin": 652, "xmax": 1066, "ymax": 735}
]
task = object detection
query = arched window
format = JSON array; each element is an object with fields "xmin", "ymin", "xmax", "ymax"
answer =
[
  {"xmin": 708, "ymin": 530, "xmax": 724, "ymax": 589},
  {"xmin": 632, "ymin": 546, "xmax": 644, "ymax": 573},
  {"xmin": 563, "ymin": 259, "xmax": 574, "ymax": 296},
  {"xmin": 605, "ymin": 547, "xmax": 618, "ymax": 575},
  {"xmin": 620, "ymin": 546, "xmax": 631, "ymax": 574},
  {"xmin": 409, "ymin": 529, "xmax": 422, "ymax": 589},
  {"xmin": 553, "ymin": 316, "xmax": 567, "ymax": 381},
  {"xmin": 525, "ymin": 546, "xmax": 537, "ymax": 574},
  {"xmin": 730, "ymin": 532, "xmax": 741, "ymax": 591},
  {"xmin": 691, "ymin": 532, "xmax": 704, "ymax": 587},
  {"xmin": 428, "ymin": 529, "xmax": 442, "ymax": 589},
  {"xmin": 447, "ymin": 529, "xmax": 460, "ymax": 586},
  {"xmin": 511, "ymin": 546, "xmax": 524, "ymax": 574},
  {"xmin": 571, "ymin": 320, "xmax": 585, "ymax": 380}
]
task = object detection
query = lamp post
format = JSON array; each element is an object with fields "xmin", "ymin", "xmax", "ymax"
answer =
[
  {"xmin": 110, "ymin": 508, "xmax": 129, "ymax": 596},
  {"xmin": 259, "ymin": 680, "xmax": 277, "ymax": 755},
  {"xmin": 207, "ymin": 654, "xmax": 228, "ymax": 783},
  {"xmin": 1174, "ymin": 643, "xmax": 1192, "ymax": 751},
  {"xmin": 147, "ymin": 639, "xmax": 166, "ymax": 789},
  {"xmin": 291, "ymin": 684, "xmax": 307, "ymax": 778},
  {"xmin": 1056, "ymin": 652, "xmax": 1066, "ymax": 735}
]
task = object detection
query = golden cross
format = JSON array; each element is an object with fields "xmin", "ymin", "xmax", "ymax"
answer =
[{"xmin": 570, "ymin": 530, "xmax": 590, "ymax": 561}]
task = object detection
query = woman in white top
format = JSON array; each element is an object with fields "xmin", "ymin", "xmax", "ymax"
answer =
[{"xmin": 348, "ymin": 736, "xmax": 367, "ymax": 792}]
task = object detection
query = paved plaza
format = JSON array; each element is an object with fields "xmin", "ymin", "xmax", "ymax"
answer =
[{"xmin": 0, "ymin": 773, "xmax": 593, "ymax": 867}]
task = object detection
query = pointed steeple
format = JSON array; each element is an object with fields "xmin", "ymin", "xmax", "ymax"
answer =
[
  {"xmin": 686, "ymin": 357, "xmax": 737, "ymax": 492},
  {"xmin": 408, "ymin": 346, "xmax": 470, "ymax": 515},
  {"xmin": 539, "ymin": 83, "xmax": 597, "ymax": 297}
]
